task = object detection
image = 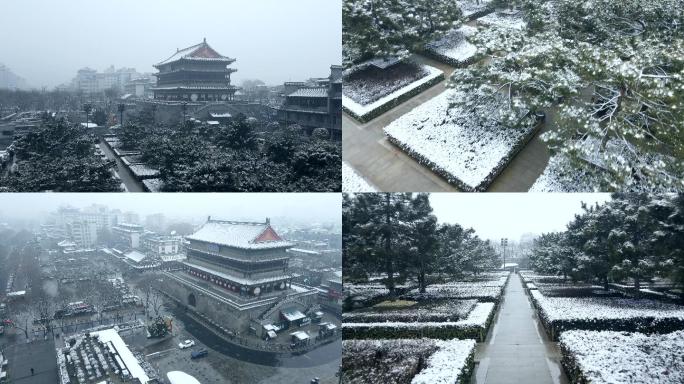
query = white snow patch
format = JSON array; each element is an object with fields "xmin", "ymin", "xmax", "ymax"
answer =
[
  {"xmin": 343, "ymin": 162, "xmax": 377, "ymax": 192},
  {"xmin": 412, "ymin": 339, "xmax": 476, "ymax": 384},
  {"xmin": 560, "ymin": 330, "xmax": 684, "ymax": 384}
]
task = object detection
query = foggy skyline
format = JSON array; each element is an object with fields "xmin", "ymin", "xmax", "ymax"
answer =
[
  {"xmin": 0, "ymin": 193, "xmax": 341, "ymax": 225},
  {"xmin": 429, "ymin": 193, "xmax": 612, "ymax": 241},
  {"xmin": 0, "ymin": 0, "xmax": 342, "ymax": 89}
]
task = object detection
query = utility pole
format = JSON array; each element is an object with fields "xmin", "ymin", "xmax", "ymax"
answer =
[{"xmin": 501, "ymin": 238, "xmax": 508, "ymax": 270}]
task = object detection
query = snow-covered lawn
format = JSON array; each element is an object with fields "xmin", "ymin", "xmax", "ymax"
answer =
[
  {"xmin": 344, "ymin": 285, "xmax": 390, "ymax": 305},
  {"xmin": 425, "ymin": 26, "xmax": 479, "ymax": 67},
  {"xmin": 530, "ymin": 154, "xmax": 601, "ymax": 192},
  {"xmin": 477, "ymin": 10, "xmax": 527, "ymax": 30},
  {"xmin": 560, "ymin": 330, "xmax": 684, "ymax": 384},
  {"xmin": 142, "ymin": 178, "xmax": 162, "ymax": 192},
  {"xmin": 343, "ymin": 299, "xmax": 477, "ymax": 323},
  {"xmin": 384, "ymin": 90, "xmax": 539, "ymax": 191},
  {"xmin": 343, "ymin": 64, "xmax": 444, "ymax": 122},
  {"xmin": 343, "ymin": 162, "xmax": 377, "ymax": 192},
  {"xmin": 530, "ymin": 290, "xmax": 684, "ymax": 338},
  {"xmin": 342, "ymin": 338, "xmax": 476, "ymax": 384},
  {"xmin": 456, "ymin": 0, "xmax": 495, "ymax": 19},
  {"xmin": 403, "ymin": 284, "xmax": 505, "ymax": 302},
  {"xmin": 128, "ymin": 164, "xmax": 160, "ymax": 179},
  {"xmin": 343, "ymin": 302, "xmax": 496, "ymax": 341}
]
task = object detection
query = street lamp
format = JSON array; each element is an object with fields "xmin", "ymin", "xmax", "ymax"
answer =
[
  {"xmin": 501, "ymin": 238, "xmax": 508, "ymax": 270},
  {"xmin": 118, "ymin": 103, "xmax": 125, "ymax": 128}
]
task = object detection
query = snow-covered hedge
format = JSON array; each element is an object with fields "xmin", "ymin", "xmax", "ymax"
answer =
[
  {"xmin": 342, "ymin": 338, "xmax": 476, "ymax": 384},
  {"xmin": 142, "ymin": 178, "xmax": 162, "ymax": 192},
  {"xmin": 128, "ymin": 164, "xmax": 160, "ymax": 179},
  {"xmin": 343, "ymin": 162, "xmax": 377, "ymax": 192},
  {"xmin": 477, "ymin": 11, "xmax": 527, "ymax": 30},
  {"xmin": 456, "ymin": 0, "xmax": 495, "ymax": 20},
  {"xmin": 559, "ymin": 330, "xmax": 684, "ymax": 384},
  {"xmin": 530, "ymin": 290, "xmax": 684, "ymax": 340},
  {"xmin": 343, "ymin": 302, "xmax": 495, "ymax": 341},
  {"xmin": 343, "ymin": 65, "xmax": 444, "ymax": 123},
  {"xmin": 424, "ymin": 26, "xmax": 481, "ymax": 67},
  {"xmin": 384, "ymin": 90, "xmax": 540, "ymax": 191},
  {"xmin": 343, "ymin": 299, "xmax": 477, "ymax": 323},
  {"xmin": 402, "ymin": 276, "xmax": 508, "ymax": 303}
]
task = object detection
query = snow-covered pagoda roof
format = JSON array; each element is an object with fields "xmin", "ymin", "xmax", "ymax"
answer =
[
  {"xmin": 155, "ymin": 38, "xmax": 235, "ymax": 68},
  {"xmin": 288, "ymin": 87, "xmax": 328, "ymax": 98},
  {"xmin": 186, "ymin": 217, "xmax": 293, "ymax": 250}
]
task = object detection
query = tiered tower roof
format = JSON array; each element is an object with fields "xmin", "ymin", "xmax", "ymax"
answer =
[
  {"xmin": 154, "ymin": 38, "xmax": 235, "ymax": 68},
  {"xmin": 186, "ymin": 218, "xmax": 293, "ymax": 250}
]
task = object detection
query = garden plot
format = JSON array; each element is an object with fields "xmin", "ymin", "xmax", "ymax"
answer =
[
  {"xmin": 343, "ymin": 299, "xmax": 477, "ymax": 323},
  {"xmin": 342, "ymin": 338, "xmax": 476, "ymax": 384},
  {"xmin": 343, "ymin": 162, "xmax": 377, "ymax": 192},
  {"xmin": 128, "ymin": 164, "xmax": 160, "ymax": 179},
  {"xmin": 456, "ymin": 0, "xmax": 495, "ymax": 20},
  {"xmin": 402, "ymin": 284, "xmax": 505, "ymax": 302},
  {"xmin": 343, "ymin": 62, "xmax": 444, "ymax": 123},
  {"xmin": 142, "ymin": 178, "xmax": 162, "ymax": 192},
  {"xmin": 343, "ymin": 302, "xmax": 495, "ymax": 341},
  {"xmin": 530, "ymin": 290, "xmax": 684, "ymax": 339},
  {"xmin": 384, "ymin": 90, "xmax": 539, "ymax": 191},
  {"xmin": 559, "ymin": 330, "xmax": 684, "ymax": 384},
  {"xmin": 424, "ymin": 25, "xmax": 479, "ymax": 67},
  {"xmin": 529, "ymin": 155, "xmax": 598, "ymax": 192},
  {"xmin": 477, "ymin": 10, "xmax": 527, "ymax": 30}
]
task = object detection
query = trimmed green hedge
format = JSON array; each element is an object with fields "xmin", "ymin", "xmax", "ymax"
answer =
[
  {"xmin": 559, "ymin": 343, "xmax": 591, "ymax": 384},
  {"xmin": 421, "ymin": 50, "xmax": 483, "ymax": 68},
  {"xmin": 343, "ymin": 72, "xmax": 445, "ymax": 124}
]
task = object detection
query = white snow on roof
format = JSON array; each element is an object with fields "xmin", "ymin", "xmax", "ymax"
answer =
[
  {"xmin": 124, "ymin": 250, "xmax": 146, "ymax": 263},
  {"xmin": 288, "ymin": 87, "xmax": 328, "ymax": 98},
  {"xmin": 282, "ymin": 308, "xmax": 307, "ymax": 322},
  {"xmin": 167, "ymin": 371, "xmax": 201, "ymax": 384},
  {"xmin": 80, "ymin": 123, "xmax": 98, "ymax": 128},
  {"xmin": 92, "ymin": 328, "xmax": 150, "ymax": 383},
  {"xmin": 186, "ymin": 220, "xmax": 292, "ymax": 250},
  {"xmin": 155, "ymin": 41, "xmax": 234, "ymax": 66},
  {"xmin": 209, "ymin": 112, "xmax": 232, "ymax": 118},
  {"xmin": 290, "ymin": 331, "xmax": 309, "ymax": 340},
  {"xmin": 206, "ymin": 120, "xmax": 220, "ymax": 125}
]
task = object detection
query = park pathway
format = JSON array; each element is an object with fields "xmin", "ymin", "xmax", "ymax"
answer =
[{"xmin": 471, "ymin": 274, "xmax": 568, "ymax": 384}]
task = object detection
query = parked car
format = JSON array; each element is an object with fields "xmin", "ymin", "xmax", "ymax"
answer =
[
  {"xmin": 190, "ymin": 349, "xmax": 208, "ymax": 359},
  {"xmin": 178, "ymin": 339, "xmax": 195, "ymax": 349}
]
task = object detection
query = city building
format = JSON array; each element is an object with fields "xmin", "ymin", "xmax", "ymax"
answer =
[
  {"xmin": 71, "ymin": 66, "xmax": 141, "ymax": 95},
  {"xmin": 112, "ymin": 223, "xmax": 144, "ymax": 249},
  {"xmin": 151, "ymin": 38, "xmax": 238, "ymax": 102},
  {"xmin": 124, "ymin": 77, "xmax": 155, "ymax": 99},
  {"xmin": 143, "ymin": 234, "xmax": 184, "ymax": 262},
  {"xmin": 277, "ymin": 65, "xmax": 342, "ymax": 140},
  {"xmin": 162, "ymin": 217, "xmax": 317, "ymax": 333}
]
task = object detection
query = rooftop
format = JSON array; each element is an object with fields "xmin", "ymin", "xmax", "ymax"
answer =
[
  {"xmin": 155, "ymin": 39, "xmax": 235, "ymax": 67},
  {"xmin": 287, "ymin": 87, "xmax": 328, "ymax": 98},
  {"xmin": 186, "ymin": 218, "xmax": 293, "ymax": 250}
]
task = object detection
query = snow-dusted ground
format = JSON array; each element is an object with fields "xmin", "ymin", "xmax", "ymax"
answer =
[
  {"xmin": 456, "ymin": 0, "xmax": 495, "ymax": 18},
  {"xmin": 343, "ymin": 299, "xmax": 477, "ymax": 323},
  {"xmin": 384, "ymin": 90, "xmax": 537, "ymax": 191},
  {"xmin": 560, "ymin": 330, "xmax": 684, "ymax": 384},
  {"xmin": 343, "ymin": 65, "xmax": 443, "ymax": 121},
  {"xmin": 425, "ymin": 25, "xmax": 479, "ymax": 66},
  {"xmin": 342, "ymin": 162, "xmax": 377, "ymax": 192},
  {"xmin": 342, "ymin": 338, "xmax": 475, "ymax": 384},
  {"xmin": 478, "ymin": 11, "xmax": 527, "ymax": 30},
  {"xmin": 531, "ymin": 290, "xmax": 684, "ymax": 322}
]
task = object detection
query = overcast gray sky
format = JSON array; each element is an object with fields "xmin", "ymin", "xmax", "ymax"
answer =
[
  {"xmin": 0, "ymin": 0, "xmax": 342, "ymax": 89},
  {"xmin": 429, "ymin": 193, "xmax": 611, "ymax": 241},
  {"xmin": 0, "ymin": 193, "xmax": 340, "ymax": 224}
]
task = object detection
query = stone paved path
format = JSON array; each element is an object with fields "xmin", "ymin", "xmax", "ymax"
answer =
[{"xmin": 471, "ymin": 274, "xmax": 568, "ymax": 384}]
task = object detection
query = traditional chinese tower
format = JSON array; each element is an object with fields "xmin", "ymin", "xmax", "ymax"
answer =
[{"xmin": 152, "ymin": 38, "xmax": 238, "ymax": 102}]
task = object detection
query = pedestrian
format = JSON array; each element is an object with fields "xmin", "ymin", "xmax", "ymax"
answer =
[{"xmin": 30, "ymin": 367, "xmax": 34, "ymax": 375}]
